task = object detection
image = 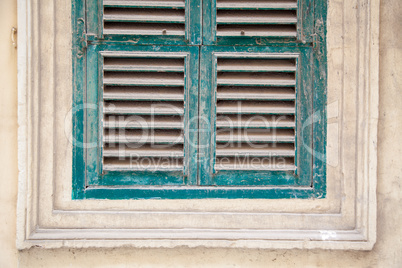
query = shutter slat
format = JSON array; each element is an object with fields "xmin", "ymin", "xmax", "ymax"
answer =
[
  {"xmin": 217, "ymin": 101, "xmax": 295, "ymax": 114},
  {"xmin": 216, "ymin": 10, "xmax": 297, "ymax": 24},
  {"xmin": 102, "ymin": 54, "xmax": 186, "ymax": 171},
  {"xmin": 104, "ymin": 16, "xmax": 185, "ymax": 24},
  {"xmin": 217, "ymin": 72, "xmax": 295, "ymax": 86},
  {"xmin": 104, "ymin": 144, "xmax": 184, "ymax": 157},
  {"xmin": 216, "ymin": 19, "xmax": 297, "ymax": 25},
  {"xmin": 217, "ymin": 87, "xmax": 295, "ymax": 100},
  {"xmin": 103, "ymin": 23, "xmax": 185, "ymax": 36},
  {"xmin": 103, "ymin": 158, "xmax": 183, "ymax": 171},
  {"xmin": 103, "ymin": 57, "xmax": 185, "ymax": 72},
  {"xmin": 215, "ymin": 157, "xmax": 296, "ymax": 171},
  {"xmin": 216, "ymin": 143, "xmax": 295, "ymax": 157},
  {"xmin": 103, "ymin": 79, "xmax": 184, "ymax": 86},
  {"xmin": 216, "ymin": 115, "xmax": 295, "ymax": 128},
  {"xmin": 104, "ymin": 115, "xmax": 183, "ymax": 129},
  {"xmin": 216, "ymin": 25, "xmax": 297, "ymax": 37},
  {"xmin": 216, "ymin": 129, "xmax": 295, "ymax": 143},
  {"xmin": 104, "ymin": 130, "xmax": 184, "ymax": 144},
  {"xmin": 217, "ymin": 79, "xmax": 295, "ymax": 86},
  {"xmin": 104, "ymin": 72, "xmax": 185, "ymax": 86},
  {"xmin": 217, "ymin": 58, "xmax": 296, "ymax": 72},
  {"xmin": 104, "ymin": 101, "xmax": 184, "ymax": 115},
  {"xmin": 105, "ymin": 66, "xmax": 184, "ymax": 72},
  {"xmin": 103, "ymin": 66, "xmax": 184, "ymax": 72},
  {"xmin": 104, "ymin": 28, "xmax": 185, "ymax": 36},
  {"xmin": 104, "ymin": 87, "xmax": 184, "ymax": 101},
  {"xmin": 216, "ymin": 0, "xmax": 297, "ymax": 10},
  {"xmin": 103, "ymin": 0, "xmax": 185, "ymax": 9}
]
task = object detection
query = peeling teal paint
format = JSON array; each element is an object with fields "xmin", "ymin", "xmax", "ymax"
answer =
[
  {"xmin": 198, "ymin": 45, "xmax": 314, "ymax": 187},
  {"xmin": 85, "ymin": 45, "xmax": 200, "ymax": 187},
  {"xmin": 72, "ymin": 0, "xmax": 327, "ymax": 199}
]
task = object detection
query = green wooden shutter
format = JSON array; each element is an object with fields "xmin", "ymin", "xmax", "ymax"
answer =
[
  {"xmin": 73, "ymin": 0, "xmax": 202, "ymax": 196},
  {"xmin": 199, "ymin": 46, "xmax": 313, "ymax": 186},
  {"xmin": 72, "ymin": 0, "xmax": 327, "ymax": 199},
  {"xmin": 85, "ymin": 45, "xmax": 199, "ymax": 187},
  {"xmin": 85, "ymin": 0, "xmax": 202, "ymax": 44},
  {"xmin": 203, "ymin": 0, "xmax": 314, "ymax": 45},
  {"xmin": 198, "ymin": 0, "xmax": 322, "ymax": 188}
]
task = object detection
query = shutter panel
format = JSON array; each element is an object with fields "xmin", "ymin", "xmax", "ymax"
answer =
[
  {"xmin": 100, "ymin": 0, "xmax": 202, "ymax": 44},
  {"xmin": 214, "ymin": 55, "xmax": 297, "ymax": 171},
  {"xmin": 203, "ymin": 0, "xmax": 315, "ymax": 44},
  {"xmin": 199, "ymin": 46, "xmax": 313, "ymax": 187},
  {"xmin": 103, "ymin": 0, "xmax": 185, "ymax": 36},
  {"xmin": 216, "ymin": 0, "xmax": 297, "ymax": 38},
  {"xmin": 74, "ymin": 0, "xmax": 324, "ymax": 198},
  {"xmin": 101, "ymin": 52, "xmax": 186, "ymax": 171},
  {"xmin": 84, "ymin": 46, "xmax": 199, "ymax": 187}
]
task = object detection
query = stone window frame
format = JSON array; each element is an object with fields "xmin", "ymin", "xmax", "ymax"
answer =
[{"xmin": 16, "ymin": 0, "xmax": 379, "ymax": 250}]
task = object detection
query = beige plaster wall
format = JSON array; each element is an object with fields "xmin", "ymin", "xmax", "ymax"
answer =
[
  {"xmin": 0, "ymin": 0, "xmax": 400, "ymax": 266},
  {"xmin": 0, "ymin": 0, "xmax": 19, "ymax": 267}
]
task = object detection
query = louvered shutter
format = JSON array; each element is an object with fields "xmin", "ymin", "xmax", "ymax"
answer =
[
  {"xmin": 102, "ymin": 52, "xmax": 185, "ymax": 171},
  {"xmin": 73, "ymin": 0, "xmax": 326, "ymax": 198},
  {"xmin": 199, "ymin": 46, "xmax": 313, "ymax": 186},
  {"xmin": 85, "ymin": 46, "xmax": 199, "ymax": 186},
  {"xmin": 196, "ymin": 0, "xmax": 319, "ymax": 187},
  {"xmin": 214, "ymin": 55, "xmax": 297, "ymax": 171},
  {"xmin": 103, "ymin": 1, "xmax": 185, "ymax": 36},
  {"xmin": 85, "ymin": 0, "xmax": 201, "ymax": 44},
  {"xmin": 203, "ymin": 0, "xmax": 314, "ymax": 44}
]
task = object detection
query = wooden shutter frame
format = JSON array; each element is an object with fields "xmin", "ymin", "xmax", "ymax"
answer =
[
  {"xmin": 74, "ymin": 45, "xmax": 200, "ymax": 196},
  {"xmin": 198, "ymin": 46, "xmax": 320, "ymax": 190},
  {"xmin": 72, "ymin": 0, "xmax": 327, "ymax": 199}
]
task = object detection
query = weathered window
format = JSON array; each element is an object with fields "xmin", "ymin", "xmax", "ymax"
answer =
[
  {"xmin": 17, "ymin": 0, "xmax": 379, "ymax": 250},
  {"xmin": 72, "ymin": 0, "xmax": 327, "ymax": 199}
]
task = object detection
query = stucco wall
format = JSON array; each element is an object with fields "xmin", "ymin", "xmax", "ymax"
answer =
[{"xmin": 0, "ymin": 0, "xmax": 400, "ymax": 267}]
